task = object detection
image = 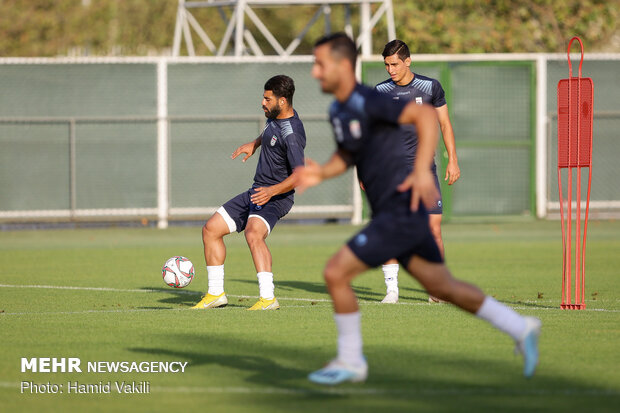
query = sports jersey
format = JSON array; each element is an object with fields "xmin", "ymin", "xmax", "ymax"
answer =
[
  {"xmin": 328, "ymin": 84, "xmax": 414, "ymax": 215},
  {"xmin": 375, "ymin": 73, "xmax": 446, "ymax": 162},
  {"xmin": 253, "ymin": 110, "xmax": 306, "ymax": 195}
]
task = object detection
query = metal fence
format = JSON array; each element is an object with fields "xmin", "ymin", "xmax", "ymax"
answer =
[{"xmin": 1, "ymin": 54, "xmax": 619, "ymax": 226}]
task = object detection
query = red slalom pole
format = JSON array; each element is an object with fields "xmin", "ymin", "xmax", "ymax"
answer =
[{"xmin": 556, "ymin": 36, "xmax": 593, "ymax": 310}]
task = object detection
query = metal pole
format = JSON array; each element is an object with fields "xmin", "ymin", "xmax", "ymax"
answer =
[
  {"xmin": 69, "ymin": 118, "xmax": 77, "ymax": 218},
  {"xmin": 172, "ymin": 0, "xmax": 185, "ymax": 56},
  {"xmin": 536, "ymin": 55, "xmax": 548, "ymax": 218},
  {"xmin": 157, "ymin": 59, "xmax": 169, "ymax": 229},
  {"xmin": 235, "ymin": 0, "xmax": 246, "ymax": 56},
  {"xmin": 360, "ymin": 0, "xmax": 371, "ymax": 57}
]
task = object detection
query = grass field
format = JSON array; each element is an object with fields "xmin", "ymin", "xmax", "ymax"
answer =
[{"xmin": 0, "ymin": 220, "xmax": 619, "ymax": 412}]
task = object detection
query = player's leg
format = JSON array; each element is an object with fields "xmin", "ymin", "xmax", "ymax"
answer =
[
  {"xmin": 203, "ymin": 210, "xmax": 232, "ymax": 266},
  {"xmin": 429, "ymin": 213, "xmax": 444, "ymax": 257},
  {"xmin": 192, "ymin": 208, "xmax": 235, "ymax": 309},
  {"xmin": 194, "ymin": 190, "xmax": 249, "ymax": 309},
  {"xmin": 427, "ymin": 213, "xmax": 447, "ymax": 303},
  {"xmin": 404, "ymin": 256, "xmax": 541, "ymax": 377},
  {"xmin": 427, "ymin": 165, "xmax": 446, "ymax": 303},
  {"xmin": 244, "ymin": 216, "xmax": 280, "ymax": 310},
  {"xmin": 308, "ymin": 245, "xmax": 369, "ymax": 385},
  {"xmin": 381, "ymin": 258, "xmax": 399, "ymax": 303},
  {"xmin": 244, "ymin": 195, "xmax": 292, "ymax": 310},
  {"xmin": 244, "ymin": 216, "xmax": 272, "ymax": 273}
]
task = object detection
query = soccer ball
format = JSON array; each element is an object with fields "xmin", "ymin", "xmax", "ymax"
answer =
[{"xmin": 162, "ymin": 256, "xmax": 195, "ymax": 288}]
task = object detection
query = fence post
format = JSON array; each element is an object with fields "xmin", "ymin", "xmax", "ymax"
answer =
[
  {"xmin": 69, "ymin": 118, "xmax": 77, "ymax": 219},
  {"xmin": 536, "ymin": 54, "xmax": 548, "ymax": 218},
  {"xmin": 157, "ymin": 58, "xmax": 169, "ymax": 229}
]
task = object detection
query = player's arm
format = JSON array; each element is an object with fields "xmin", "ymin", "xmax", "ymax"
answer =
[
  {"xmin": 250, "ymin": 174, "xmax": 297, "ymax": 206},
  {"xmin": 396, "ymin": 102, "xmax": 441, "ymax": 211},
  {"xmin": 292, "ymin": 149, "xmax": 351, "ymax": 194},
  {"xmin": 231, "ymin": 135, "xmax": 262, "ymax": 162},
  {"xmin": 435, "ymin": 104, "xmax": 460, "ymax": 185}
]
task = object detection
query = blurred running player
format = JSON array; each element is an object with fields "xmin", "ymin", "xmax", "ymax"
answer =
[{"xmin": 295, "ymin": 33, "xmax": 540, "ymax": 385}]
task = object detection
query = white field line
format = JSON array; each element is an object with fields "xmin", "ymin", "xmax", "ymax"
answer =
[
  {"xmin": 0, "ymin": 381, "xmax": 617, "ymax": 397},
  {"xmin": 0, "ymin": 284, "xmax": 618, "ymax": 314},
  {"xmin": 0, "ymin": 283, "xmax": 329, "ymax": 302}
]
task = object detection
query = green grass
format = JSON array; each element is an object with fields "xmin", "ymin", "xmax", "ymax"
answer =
[{"xmin": 0, "ymin": 221, "xmax": 619, "ymax": 412}]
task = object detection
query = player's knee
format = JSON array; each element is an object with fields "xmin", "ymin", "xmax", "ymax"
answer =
[
  {"xmin": 201, "ymin": 222, "xmax": 211, "ymax": 241},
  {"xmin": 323, "ymin": 258, "xmax": 345, "ymax": 286},
  {"xmin": 244, "ymin": 225, "xmax": 264, "ymax": 245},
  {"xmin": 203, "ymin": 218, "xmax": 224, "ymax": 241}
]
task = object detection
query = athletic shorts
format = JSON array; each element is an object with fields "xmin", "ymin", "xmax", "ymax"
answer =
[
  {"xmin": 347, "ymin": 201, "xmax": 443, "ymax": 268},
  {"xmin": 428, "ymin": 163, "xmax": 443, "ymax": 215},
  {"xmin": 217, "ymin": 188, "xmax": 293, "ymax": 235}
]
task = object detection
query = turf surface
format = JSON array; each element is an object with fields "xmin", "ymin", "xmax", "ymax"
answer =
[{"xmin": 0, "ymin": 221, "xmax": 618, "ymax": 412}]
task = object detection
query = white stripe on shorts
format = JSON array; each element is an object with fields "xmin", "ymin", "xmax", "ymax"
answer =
[
  {"xmin": 216, "ymin": 206, "xmax": 237, "ymax": 233},
  {"xmin": 248, "ymin": 214, "xmax": 271, "ymax": 235}
]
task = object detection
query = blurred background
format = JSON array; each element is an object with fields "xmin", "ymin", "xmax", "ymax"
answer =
[{"xmin": 0, "ymin": 0, "xmax": 618, "ymax": 228}]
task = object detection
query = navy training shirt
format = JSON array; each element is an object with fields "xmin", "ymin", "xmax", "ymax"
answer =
[
  {"xmin": 375, "ymin": 73, "xmax": 446, "ymax": 163},
  {"xmin": 328, "ymin": 84, "xmax": 413, "ymax": 215},
  {"xmin": 253, "ymin": 110, "xmax": 306, "ymax": 196}
]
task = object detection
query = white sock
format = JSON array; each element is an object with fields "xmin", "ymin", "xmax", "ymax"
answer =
[
  {"xmin": 257, "ymin": 272, "xmax": 274, "ymax": 300},
  {"xmin": 207, "ymin": 265, "xmax": 224, "ymax": 296},
  {"xmin": 334, "ymin": 312, "xmax": 365, "ymax": 367},
  {"xmin": 383, "ymin": 264, "xmax": 399, "ymax": 293},
  {"xmin": 476, "ymin": 296, "xmax": 527, "ymax": 340}
]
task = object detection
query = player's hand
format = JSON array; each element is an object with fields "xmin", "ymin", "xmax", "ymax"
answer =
[
  {"xmin": 397, "ymin": 169, "xmax": 440, "ymax": 212},
  {"xmin": 445, "ymin": 159, "xmax": 461, "ymax": 185},
  {"xmin": 250, "ymin": 186, "xmax": 275, "ymax": 206},
  {"xmin": 231, "ymin": 142, "xmax": 257, "ymax": 162},
  {"xmin": 292, "ymin": 158, "xmax": 323, "ymax": 194}
]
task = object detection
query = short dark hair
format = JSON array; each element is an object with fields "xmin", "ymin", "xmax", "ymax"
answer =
[
  {"xmin": 314, "ymin": 32, "xmax": 357, "ymax": 69},
  {"xmin": 264, "ymin": 75, "xmax": 295, "ymax": 105},
  {"xmin": 382, "ymin": 39, "xmax": 410, "ymax": 61}
]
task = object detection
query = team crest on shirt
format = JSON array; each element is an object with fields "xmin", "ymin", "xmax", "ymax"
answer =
[
  {"xmin": 415, "ymin": 96, "xmax": 423, "ymax": 105},
  {"xmin": 270, "ymin": 135, "xmax": 277, "ymax": 146},
  {"xmin": 349, "ymin": 119, "xmax": 362, "ymax": 139},
  {"xmin": 354, "ymin": 233, "xmax": 368, "ymax": 247}
]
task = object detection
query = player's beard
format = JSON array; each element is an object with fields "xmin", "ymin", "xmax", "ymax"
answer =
[{"xmin": 263, "ymin": 102, "xmax": 281, "ymax": 119}]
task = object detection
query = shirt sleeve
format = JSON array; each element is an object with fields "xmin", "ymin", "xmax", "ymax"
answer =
[
  {"xmin": 432, "ymin": 79, "xmax": 447, "ymax": 107},
  {"xmin": 284, "ymin": 133, "xmax": 305, "ymax": 170}
]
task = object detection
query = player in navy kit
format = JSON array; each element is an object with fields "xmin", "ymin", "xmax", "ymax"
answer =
[
  {"xmin": 376, "ymin": 39, "xmax": 461, "ymax": 304},
  {"xmin": 192, "ymin": 75, "xmax": 306, "ymax": 311},
  {"xmin": 295, "ymin": 33, "xmax": 540, "ymax": 385}
]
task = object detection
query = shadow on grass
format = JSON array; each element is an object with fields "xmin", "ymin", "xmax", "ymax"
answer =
[
  {"xmin": 129, "ymin": 332, "xmax": 619, "ymax": 412},
  {"xmin": 232, "ymin": 278, "xmax": 387, "ymax": 302},
  {"xmin": 136, "ymin": 286, "xmax": 201, "ymax": 307}
]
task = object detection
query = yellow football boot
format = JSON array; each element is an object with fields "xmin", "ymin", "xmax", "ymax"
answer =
[
  {"xmin": 247, "ymin": 297, "xmax": 280, "ymax": 310},
  {"xmin": 191, "ymin": 292, "xmax": 228, "ymax": 309}
]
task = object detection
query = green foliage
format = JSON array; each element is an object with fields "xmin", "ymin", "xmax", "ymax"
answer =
[
  {"xmin": 396, "ymin": 0, "xmax": 620, "ymax": 53},
  {"xmin": 0, "ymin": 0, "xmax": 618, "ymax": 56}
]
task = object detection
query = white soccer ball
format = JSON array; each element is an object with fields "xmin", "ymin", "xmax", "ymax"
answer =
[{"xmin": 162, "ymin": 256, "xmax": 195, "ymax": 288}]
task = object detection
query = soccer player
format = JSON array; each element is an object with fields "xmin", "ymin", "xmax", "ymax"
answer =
[
  {"xmin": 192, "ymin": 75, "xmax": 306, "ymax": 311},
  {"xmin": 295, "ymin": 33, "xmax": 540, "ymax": 385},
  {"xmin": 376, "ymin": 39, "xmax": 460, "ymax": 304}
]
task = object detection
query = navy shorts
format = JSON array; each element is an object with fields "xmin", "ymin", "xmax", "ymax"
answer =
[
  {"xmin": 218, "ymin": 188, "xmax": 293, "ymax": 234},
  {"xmin": 347, "ymin": 202, "xmax": 443, "ymax": 268},
  {"xmin": 428, "ymin": 163, "xmax": 443, "ymax": 215}
]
